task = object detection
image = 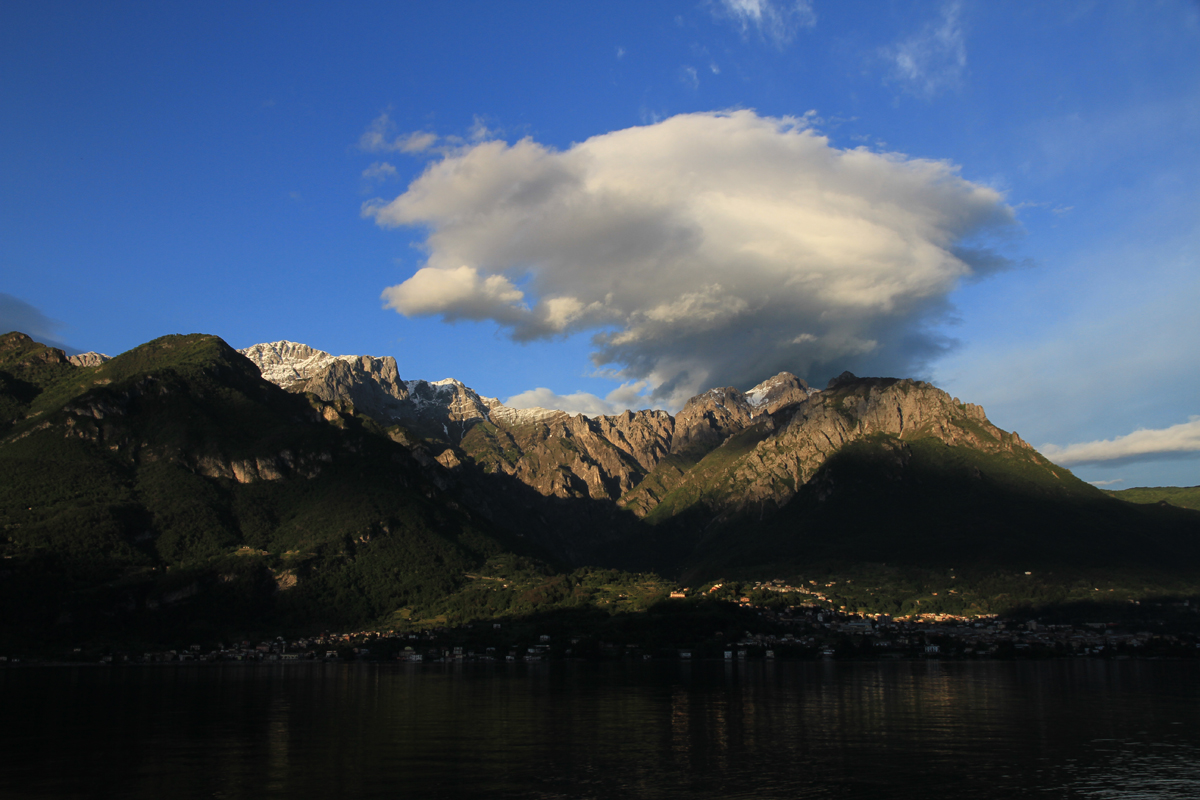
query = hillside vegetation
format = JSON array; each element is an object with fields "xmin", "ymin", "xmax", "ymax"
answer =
[
  {"xmin": 0, "ymin": 333, "xmax": 539, "ymax": 649},
  {"xmin": 1107, "ymin": 485, "xmax": 1200, "ymax": 511},
  {"xmin": 3, "ymin": 330, "xmax": 1199, "ymax": 651}
]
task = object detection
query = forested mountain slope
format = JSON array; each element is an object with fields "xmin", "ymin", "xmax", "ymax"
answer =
[{"xmin": 4, "ymin": 330, "xmax": 1198, "ymax": 648}]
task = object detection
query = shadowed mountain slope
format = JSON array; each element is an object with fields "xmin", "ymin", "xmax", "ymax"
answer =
[
  {"xmin": 4, "ymin": 331, "xmax": 1198, "ymax": 649},
  {"xmin": 0, "ymin": 333, "xmax": 539, "ymax": 649}
]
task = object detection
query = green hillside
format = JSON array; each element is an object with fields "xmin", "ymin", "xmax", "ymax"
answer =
[
  {"xmin": 1107, "ymin": 485, "xmax": 1200, "ymax": 511},
  {"xmin": 4, "ymin": 330, "xmax": 1199, "ymax": 650},
  {"xmin": 0, "ymin": 333, "xmax": 539, "ymax": 650},
  {"xmin": 625, "ymin": 434, "xmax": 1200, "ymax": 614}
]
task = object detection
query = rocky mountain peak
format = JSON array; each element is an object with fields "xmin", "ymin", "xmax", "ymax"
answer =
[
  {"xmin": 239, "ymin": 340, "xmax": 341, "ymax": 387},
  {"xmin": 239, "ymin": 341, "xmax": 510, "ymax": 442},
  {"xmin": 235, "ymin": 338, "xmax": 1039, "ymax": 538},
  {"xmin": 404, "ymin": 377, "xmax": 493, "ymax": 425},
  {"xmin": 826, "ymin": 370, "xmax": 861, "ymax": 390},
  {"xmin": 670, "ymin": 385, "xmax": 756, "ymax": 459},
  {"xmin": 745, "ymin": 371, "xmax": 815, "ymax": 415},
  {"xmin": 67, "ymin": 352, "xmax": 111, "ymax": 368}
]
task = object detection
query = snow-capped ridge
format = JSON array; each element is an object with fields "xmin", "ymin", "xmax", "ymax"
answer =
[
  {"xmin": 240, "ymin": 340, "xmax": 340, "ymax": 386},
  {"xmin": 743, "ymin": 372, "xmax": 815, "ymax": 415},
  {"xmin": 240, "ymin": 340, "xmax": 822, "ymax": 445}
]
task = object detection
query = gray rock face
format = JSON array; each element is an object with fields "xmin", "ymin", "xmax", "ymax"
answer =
[
  {"xmin": 457, "ymin": 372, "xmax": 817, "ymax": 511},
  {"xmin": 670, "ymin": 387, "xmax": 756, "ymax": 460},
  {"xmin": 238, "ymin": 341, "xmax": 338, "ymax": 387},
  {"xmin": 592, "ymin": 409, "xmax": 676, "ymax": 473},
  {"xmin": 459, "ymin": 408, "xmax": 676, "ymax": 504},
  {"xmin": 476, "ymin": 371, "xmax": 1042, "ymax": 524},
  {"xmin": 239, "ymin": 341, "xmax": 496, "ymax": 441},
  {"xmin": 744, "ymin": 372, "xmax": 814, "ymax": 415},
  {"xmin": 68, "ymin": 352, "xmax": 111, "ymax": 368},
  {"xmin": 238, "ymin": 339, "xmax": 1037, "ymax": 530},
  {"xmin": 685, "ymin": 373, "xmax": 1044, "ymax": 517},
  {"xmin": 289, "ymin": 354, "xmax": 411, "ymax": 421}
]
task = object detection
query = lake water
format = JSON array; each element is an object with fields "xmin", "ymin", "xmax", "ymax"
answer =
[{"xmin": 2, "ymin": 660, "xmax": 1199, "ymax": 799}]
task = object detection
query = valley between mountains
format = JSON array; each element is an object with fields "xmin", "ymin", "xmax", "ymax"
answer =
[{"xmin": 2, "ymin": 331, "xmax": 1198, "ymax": 651}]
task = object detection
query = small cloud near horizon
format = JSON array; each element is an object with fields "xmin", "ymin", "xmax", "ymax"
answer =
[
  {"xmin": 1042, "ymin": 417, "xmax": 1200, "ymax": 467},
  {"xmin": 505, "ymin": 381, "xmax": 650, "ymax": 417}
]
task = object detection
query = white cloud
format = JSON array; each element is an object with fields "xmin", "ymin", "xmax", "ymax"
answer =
[
  {"xmin": 616, "ymin": 46, "xmax": 626, "ymax": 60},
  {"xmin": 366, "ymin": 110, "xmax": 1016, "ymax": 408},
  {"xmin": 468, "ymin": 115, "xmax": 499, "ymax": 142},
  {"xmin": 680, "ymin": 65, "xmax": 699, "ymax": 90},
  {"xmin": 714, "ymin": 0, "xmax": 816, "ymax": 47},
  {"xmin": 1088, "ymin": 479, "xmax": 1124, "ymax": 487},
  {"xmin": 359, "ymin": 113, "xmax": 438, "ymax": 153},
  {"xmin": 382, "ymin": 265, "xmax": 526, "ymax": 323},
  {"xmin": 883, "ymin": 2, "xmax": 967, "ymax": 99},
  {"xmin": 506, "ymin": 381, "xmax": 650, "ymax": 417},
  {"xmin": 1042, "ymin": 418, "xmax": 1200, "ymax": 467},
  {"xmin": 362, "ymin": 161, "xmax": 397, "ymax": 181}
]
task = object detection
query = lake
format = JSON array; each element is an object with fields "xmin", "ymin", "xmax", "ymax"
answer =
[{"xmin": 2, "ymin": 660, "xmax": 1199, "ymax": 798}]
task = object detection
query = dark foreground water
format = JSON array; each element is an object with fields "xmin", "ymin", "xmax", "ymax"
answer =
[{"xmin": 2, "ymin": 660, "xmax": 1199, "ymax": 799}]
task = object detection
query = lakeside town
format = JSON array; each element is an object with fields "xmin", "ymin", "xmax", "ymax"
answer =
[{"xmin": 7, "ymin": 582, "xmax": 1199, "ymax": 665}]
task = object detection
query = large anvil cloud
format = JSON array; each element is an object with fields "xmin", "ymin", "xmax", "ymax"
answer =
[{"xmin": 365, "ymin": 110, "xmax": 1016, "ymax": 408}]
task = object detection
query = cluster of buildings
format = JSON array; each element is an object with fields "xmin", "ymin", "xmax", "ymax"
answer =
[
  {"xmin": 11, "ymin": 587, "xmax": 1197, "ymax": 665},
  {"xmin": 49, "ymin": 600, "xmax": 1198, "ymax": 665},
  {"xmin": 741, "ymin": 603, "xmax": 1198, "ymax": 659}
]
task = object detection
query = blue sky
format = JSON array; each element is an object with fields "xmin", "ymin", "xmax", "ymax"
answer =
[{"xmin": 2, "ymin": 1, "xmax": 1197, "ymax": 487}]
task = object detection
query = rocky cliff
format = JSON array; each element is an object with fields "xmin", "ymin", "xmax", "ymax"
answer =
[
  {"xmin": 6, "ymin": 329, "xmax": 1195, "ymax": 646},
  {"xmin": 645, "ymin": 372, "xmax": 1049, "ymax": 523},
  {"xmin": 239, "ymin": 341, "xmax": 497, "ymax": 441},
  {"xmin": 67, "ymin": 351, "xmax": 111, "ymax": 368},
  {"xmin": 236, "ymin": 339, "xmax": 1058, "ymax": 539}
]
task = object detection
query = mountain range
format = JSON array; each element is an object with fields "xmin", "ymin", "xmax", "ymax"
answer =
[{"xmin": 2, "ymin": 331, "xmax": 1198, "ymax": 648}]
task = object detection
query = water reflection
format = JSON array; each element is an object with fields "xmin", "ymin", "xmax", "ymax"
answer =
[{"xmin": 2, "ymin": 660, "xmax": 1198, "ymax": 798}]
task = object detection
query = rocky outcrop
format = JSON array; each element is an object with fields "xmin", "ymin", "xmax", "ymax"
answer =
[
  {"xmin": 289, "ymin": 354, "xmax": 411, "ymax": 422},
  {"xmin": 238, "ymin": 341, "xmax": 339, "ymax": 387},
  {"xmin": 68, "ymin": 351, "xmax": 111, "ymax": 368},
  {"xmin": 460, "ymin": 412, "xmax": 664, "ymax": 503},
  {"xmin": 458, "ymin": 375, "xmax": 808, "ymax": 509},
  {"xmin": 670, "ymin": 373, "xmax": 1044, "ymax": 517},
  {"xmin": 237, "ymin": 337, "xmax": 1040, "ymax": 531},
  {"xmin": 744, "ymin": 372, "xmax": 814, "ymax": 415},
  {"xmin": 188, "ymin": 449, "xmax": 330, "ymax": 483},
  {"xmin": 591, "ymin": 409, "xmax": 675, "ymax": 473},
  {"xmin": 670, "ymin": 387, "xmax": 756, "ymax": 460},
  {"xmin": 239, "ymin": 341, "xmax": 497, "ymax": 441}
]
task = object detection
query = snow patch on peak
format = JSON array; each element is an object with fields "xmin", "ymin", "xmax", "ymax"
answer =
[
  {"xmin": 742, "ymin": 372, "xmax": 817, "ymax": 415},
  {"xmin": 746, "ymin": 376, "xmax": 787, "ymax": 407},
  {"xmin": 239, "ymin": 340, "xmax": 340, "ymax": 386}
]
